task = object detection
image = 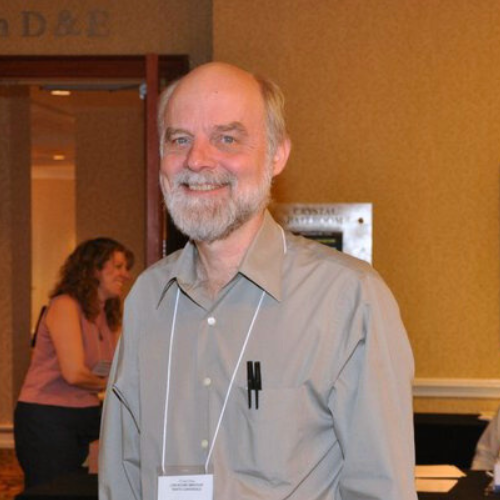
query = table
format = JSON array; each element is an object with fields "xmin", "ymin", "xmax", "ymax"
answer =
[
  {"xmin": 418, "ymin": 471, "xmax": 492, "ymax": 499},
  {"xmin": 414, "ymin": 413, "xmax": 488, "ymax": 469}
]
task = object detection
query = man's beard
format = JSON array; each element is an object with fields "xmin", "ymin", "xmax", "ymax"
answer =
[{"xmin": 162, "ymin": 166, "xmax": 273, "ymax": 243}]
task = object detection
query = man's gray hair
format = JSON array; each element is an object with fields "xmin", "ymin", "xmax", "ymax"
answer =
[
  {"xmin": 157, "ymin": 72, "xmax": 288, "ymax": 157},
  {"xmin": 157, "ymin": 79, "xmax": 181, "ymax": 156}
]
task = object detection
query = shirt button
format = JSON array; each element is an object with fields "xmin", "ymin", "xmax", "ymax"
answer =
[
  {"xmin": 203, "ymin": 377, "xmax": 212, "ymax": 387},
  {"xmin": 201, "ymin": 439, "xmax": 209, "ymax": 449},
  {"xmin": 207, "ymin": 317, "xmax": 216, "ymax": 326}
]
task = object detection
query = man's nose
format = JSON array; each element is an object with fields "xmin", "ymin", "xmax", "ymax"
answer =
[{"xmin": 186, "ymin": 138, "xmax": 216, "ymax": 171}]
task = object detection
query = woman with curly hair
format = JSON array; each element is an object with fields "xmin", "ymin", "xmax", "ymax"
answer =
[{"xmin": 14, "ymin": 237, "xmax": 134, "ymax": 489}]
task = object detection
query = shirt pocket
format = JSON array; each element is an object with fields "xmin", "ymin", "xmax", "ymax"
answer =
[{"xmin": 221, "ymin": 384, "xmax": 312, "ymax": 487}]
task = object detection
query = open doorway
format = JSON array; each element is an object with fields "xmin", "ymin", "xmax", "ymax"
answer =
[
  {"xmin": 0, "ymin": 54, "xmax": 190, "ymax": 264},
  {"xmin": 29, "ymin": 84, "xmax": 145, "ymax": 332}
]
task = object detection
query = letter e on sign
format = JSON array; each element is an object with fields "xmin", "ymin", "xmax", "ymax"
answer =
[{"xmin": 87, "ymin": 11, "xmax": 110, "ymax": 37}]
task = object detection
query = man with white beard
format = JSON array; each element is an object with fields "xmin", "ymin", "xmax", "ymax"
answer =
[{"xmin": 99, "ymin": 62, "xmax": 417, "ymax": 500}]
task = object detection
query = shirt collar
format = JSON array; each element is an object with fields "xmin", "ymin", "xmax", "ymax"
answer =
[
  {"xmin": 156, "ymin": 239, "xmax": 198, "ymax": 307},
  {"xmin": 237, "ymin": 210, "xmax": 285, "ymax": 302},
  {"xmin": 157, "ymin": 209, "xmax": 285, "ymax": 306}
]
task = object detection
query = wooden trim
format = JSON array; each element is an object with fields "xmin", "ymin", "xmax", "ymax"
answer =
[
  {"xmin": 0, "ymin": 425, "xmax": 14, "ymax": 449},
  {"xmin": 0, "ymin": 55, "xmax": 188, "ymax": 80},
  {"xmin": 145, "ymin": 54, "xmax": 162, "ymax": 266}
]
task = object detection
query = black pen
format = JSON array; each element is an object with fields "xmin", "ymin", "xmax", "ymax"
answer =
[{"xmin": 247, "ymin": 361, "xmax": 254, "ymax": 409}]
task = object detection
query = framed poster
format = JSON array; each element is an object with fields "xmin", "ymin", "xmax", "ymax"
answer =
[{"xmin": 271, "ymin": 203, "xmax": 372, "ymax": 264}]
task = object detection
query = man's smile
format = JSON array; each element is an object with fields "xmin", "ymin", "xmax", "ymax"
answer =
[{"xmin": 182, "ymin": 182, "xmax": 228, "ymax": 192}]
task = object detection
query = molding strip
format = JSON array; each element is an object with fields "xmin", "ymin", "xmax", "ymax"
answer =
[
  {"xmin": 413, "ymin": 378, "xmax": 500, "ymax": 399},
  {"xmin": 0, "ymin": 425, "xmax": 14, "ymax": 448}
]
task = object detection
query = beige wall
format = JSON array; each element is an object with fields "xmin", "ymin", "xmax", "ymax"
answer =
[
  {"xmin": 31, "ymin": 177, "xmax": 76, "ymax": 331},
  {"xmin": 214, "ymin": 1, "xmax": 500, "ymax": 412}
]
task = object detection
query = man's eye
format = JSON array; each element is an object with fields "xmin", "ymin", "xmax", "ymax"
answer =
[
  {"xmin": 171, "ymin": 136, "xmax": 190, "ymax": 146},
  {"xmin": 220, "ymin": 135, "xmax": 235, "ymax": 144}
]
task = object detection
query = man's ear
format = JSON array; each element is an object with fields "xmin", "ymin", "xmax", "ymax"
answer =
[
  {"xmin": 271, "ymin": 137, "xmax": 291, "ymax": 177},
  {"xmin": 159, "ymin": 172, "xmax": 168, "ymax": 196}
]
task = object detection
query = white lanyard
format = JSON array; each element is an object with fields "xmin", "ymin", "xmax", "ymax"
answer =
[{"xmin": 161, "ymin": 286, "xmax": 266, "ymax": 474}]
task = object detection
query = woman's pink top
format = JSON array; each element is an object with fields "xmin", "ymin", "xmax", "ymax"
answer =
[{"xmin": 18, "ymin": 295, "xmax": 117, "ymax": 408}]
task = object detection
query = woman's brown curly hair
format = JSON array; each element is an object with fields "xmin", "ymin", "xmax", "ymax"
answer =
[{"xmin": 50, "ymin": 237, "xmax": 134, "ymax": 331}]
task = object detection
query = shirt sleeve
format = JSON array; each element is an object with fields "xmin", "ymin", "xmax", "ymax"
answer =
[
  {"xmin": 99, "ymin": 292, "xmax": 142, "ymax": 500},
  {"xmin": 328, "ymin": 272, "xmax": 417, "ymax": 500},
  {"xmin": 471, "ymin": 408, "xmax": 500, "ymax": 470}
]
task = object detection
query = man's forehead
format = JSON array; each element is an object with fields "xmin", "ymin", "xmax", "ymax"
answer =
[
  {"xmin": 165, "ymin": 85, "xmax": 265, "ymax": 130},
  {"xmin": 168, "ymin": 66, "xmax": 263, "ymax": 111},
  {"xmin": 170, "ymin": 85, "xmax": 261, "ymax": 110},
  {"xmin": 176, "ymin": 63, "xmax": 260, "ymax": 94}
]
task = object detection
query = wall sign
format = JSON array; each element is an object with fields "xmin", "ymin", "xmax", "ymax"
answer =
[
  {"xmin": 0, "ymin": 10, "xmax": 110, "ymax": 38},
  {"xmin": 271, "ymin": 203, "xmax": 373, "ymax": 263}
]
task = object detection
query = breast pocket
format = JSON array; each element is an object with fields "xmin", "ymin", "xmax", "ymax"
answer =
[{"xmin": 220, "ymin": 384, "xmax": 312, "ymax": 487}]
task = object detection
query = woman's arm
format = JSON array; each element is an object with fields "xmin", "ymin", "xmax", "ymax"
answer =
[{"xmin": 46, "ymin": 295, "xmax": 107, "ymax": 391}]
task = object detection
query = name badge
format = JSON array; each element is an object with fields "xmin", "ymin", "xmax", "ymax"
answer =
[
  {"xmin": 158, "ymin": 474, "xmax": 213, "ymax": 500},
  {"xmin": 158, "ymin": 467, "xmax": 213, "ymax": 500}
]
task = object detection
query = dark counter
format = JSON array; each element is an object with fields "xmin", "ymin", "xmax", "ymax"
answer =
[{"xmin": 414, "ymin": 413, "xmax": 488, "ymax": 469}]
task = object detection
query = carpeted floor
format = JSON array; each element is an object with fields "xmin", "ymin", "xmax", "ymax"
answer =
[{"xmin": 0, "ymin": 450, "xmax": 23, "ymax": 500}]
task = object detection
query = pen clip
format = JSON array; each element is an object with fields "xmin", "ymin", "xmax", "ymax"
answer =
[{"xmin": 254, "ymin": 362, "xmax": 261, "ymax": 409}]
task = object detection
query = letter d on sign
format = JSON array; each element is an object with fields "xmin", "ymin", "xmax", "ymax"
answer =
[{"xmin": 22, "ymin": 11, "xmax": 46, "ymax": 37}]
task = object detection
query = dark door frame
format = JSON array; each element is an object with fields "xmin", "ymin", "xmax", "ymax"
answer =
[{"xmin": 0, "ymin": 54, "xmax": 189, "ymax": 266}]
